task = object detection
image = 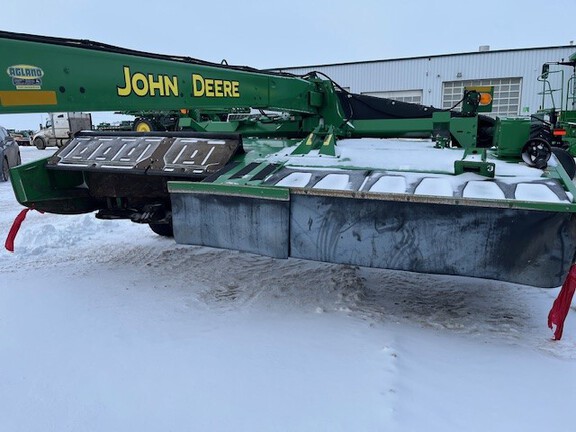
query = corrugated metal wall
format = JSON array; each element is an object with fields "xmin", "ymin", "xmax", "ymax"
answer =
[{"xmin": 277, "ymin": 46, "xmax": 575, "ymax": 115}]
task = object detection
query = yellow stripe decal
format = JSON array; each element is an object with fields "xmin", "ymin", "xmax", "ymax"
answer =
[{"xmin": 0, "ymin": 90, "xmax": 57, "ymax": 106}]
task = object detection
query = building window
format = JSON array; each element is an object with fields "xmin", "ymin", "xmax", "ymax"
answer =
[
  {"xmin": 362, "ymin": 89, "xmax": 423, "ymax": 104},
  {"xmin": 442, "ymin": 78, "xmax": 522, "ymax": 116}
]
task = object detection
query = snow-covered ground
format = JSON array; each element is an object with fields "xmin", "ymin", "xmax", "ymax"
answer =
[{"xmin": 1, "ymin": 147, "xmax": 575, "ymax": 432}]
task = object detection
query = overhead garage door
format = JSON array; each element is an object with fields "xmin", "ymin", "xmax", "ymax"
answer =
[
  {"xmin": 443, "ymin": 78, "xmax": 522, "ymax": 116},
  {"xmin": 362, "ymin": 89, "xmax": 423, "ymax": 104}
]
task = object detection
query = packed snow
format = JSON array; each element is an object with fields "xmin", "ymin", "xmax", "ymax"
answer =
[
  {"xmin": 264, "ymin": 139, "xmax": 572, "ymax": 203},
  {"xmin": 270, "ymin": 138, "xmax": 544, "ymax": 177},
  {"xmin": 1, "ymin": 147, "xmax": 576, "ymax": 432}
]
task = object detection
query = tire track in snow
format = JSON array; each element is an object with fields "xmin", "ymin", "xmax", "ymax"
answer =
[{"xmin": 2, "ymin": 196, "xmax": 572, "ymax": 358}]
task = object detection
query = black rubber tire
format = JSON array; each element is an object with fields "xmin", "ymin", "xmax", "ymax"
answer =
[
  {"xmin": 133, "ymin": 118, "xmax": 155, "ymax": 132},
  {"xmin": 34, "ymin": 137, "xmax": 46, "ymax": 150},
  {"xmin": 1, "ymin": 157, "xmax": 9, "ymax": 182},
  {"xmin": 530, "ymin": 122, "xmax": 554, "ymax": 142},
  {"xmin": 149, "ymin": 222, "xmax": 174, "ymax": 237},
  {"xmin": 551, "ymin": 147, "xmax": 576, "ymax": 180},
  {"xmin": 521, "ymin": 138, "xmax": 552, "ymax": 169}
]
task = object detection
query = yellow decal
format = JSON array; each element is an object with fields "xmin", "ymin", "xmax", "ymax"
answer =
[
  {"xmin": 0, "ymin": 90, "xmax": 57, "ymax": 106},
  {"xmin": 323, "ymin": 134, "xmax": 333, "ymax": 146},
  {"xmin": 117, "ymin": 66, "xmax": 179, "ymax": 97},
  {"xmin": 192, "ymin": 74, "xmax": 240, "ymax": 98}
]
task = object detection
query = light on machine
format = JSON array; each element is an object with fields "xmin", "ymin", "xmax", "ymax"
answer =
[{"xmin": 479, "ymin": 92, "xmax": 493, "ymax": 106}]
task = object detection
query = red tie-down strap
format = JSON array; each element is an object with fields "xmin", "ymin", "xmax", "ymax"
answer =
[
  {"xmin": 548, "ymin": 264, "xmax": 576, "ymax": 340},
  {"xmin": 4, "ymin": 207, "xmax": 43, "ymax": 252}
]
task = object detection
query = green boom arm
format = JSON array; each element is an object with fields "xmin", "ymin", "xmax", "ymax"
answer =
[
  {"xmin": 0, "ymin": 31, "xmax": 322, "ymax": 116},
  {"xmin": 0, "ymin": 31, "xmax": 490, "ymax": 147}
]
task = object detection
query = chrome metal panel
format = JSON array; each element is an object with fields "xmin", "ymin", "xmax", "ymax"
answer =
[{"xmin": 47, "ymin": 133, "xmax": 242, "ymax": 177}]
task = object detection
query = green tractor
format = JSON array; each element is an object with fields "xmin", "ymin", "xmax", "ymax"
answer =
[{"xmin": 535, "ymin": 51, "xmax": 576, "ymax": 155}]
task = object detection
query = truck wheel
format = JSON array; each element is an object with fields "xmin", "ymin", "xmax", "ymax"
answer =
[
  {"xmin": 1, "ymin": 157, "xmax": 9, "ymax": 182},
  {"xmin": 133, "ymin": 119, "xmax": 155, "ymax": 132},
  {"xmin": 149, "ymin": 222, "xmax": 174, "ymax": 237},
  {"xmin": 34, "ymin": 137, "xmax": 46, "ymax": 150}
]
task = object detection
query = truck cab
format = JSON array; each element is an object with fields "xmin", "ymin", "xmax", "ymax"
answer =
[{"xmin": 32, "ymin": 112, "xmax": 92, "ymax": 149}]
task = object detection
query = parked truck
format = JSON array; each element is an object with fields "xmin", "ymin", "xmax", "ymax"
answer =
[{"xmin": 32, "ymin": 112, "xmax": 92, "ymax": 149}]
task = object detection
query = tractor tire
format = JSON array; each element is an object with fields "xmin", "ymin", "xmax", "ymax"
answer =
[
  {"xmin": 1, "ymin": 157, "xmax": 9, "ymax": 182},
  {"xmin": 551, "ymin": 147, "xmax": 576, "ymax": 180},
  {"xmin": 149, "ymin": 222, "xmax": 174, "ymax": 237},
  {"xmin": 521, "ymin": 138, "xmax": 552, "ymax": 169},
  {"xmin": 34, "ymin": 137, "xmax": 47, "ymax": 150},
  {"xmin": 133, "ymin": 118, "xmax": 155, "ymax": 133},
  {"xmin": 530, "ymin": 122, "xmax": 553, "ymax": 142}
]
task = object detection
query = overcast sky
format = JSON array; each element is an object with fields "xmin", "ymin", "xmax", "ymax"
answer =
[{"xmin": 2, "ymin": 0, "xmax": 575, "ymax": 130}]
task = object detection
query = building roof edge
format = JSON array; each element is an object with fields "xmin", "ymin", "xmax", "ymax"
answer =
[{"xmin": 273, "ymin": 45, "xmax": 576, "ymax": 71}]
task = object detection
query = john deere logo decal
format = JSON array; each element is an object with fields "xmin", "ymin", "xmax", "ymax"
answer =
[{"xmin": 7, "ymin": 65, "xmax": 44, "ymax": 89}]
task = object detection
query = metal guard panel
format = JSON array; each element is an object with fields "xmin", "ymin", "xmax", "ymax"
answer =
[
  {"xmin": 290, "ymin": 194, "xmax": 576, "ymax": 288},
  {"xmin": 170, "ymin": 182, "xmax": 576, "ymax": 286},
  {"xmin": 171, "ymin": 191, "xmax": 289, "ymax": 258},
  {"xmin": 46, "ymin": 132, "xmax": 243, "ymax": 178}
]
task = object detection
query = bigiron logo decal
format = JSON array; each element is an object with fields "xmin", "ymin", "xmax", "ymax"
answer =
[{"xmin": 7, "ymin": 65, "xmax": 44, "ymax": 89}]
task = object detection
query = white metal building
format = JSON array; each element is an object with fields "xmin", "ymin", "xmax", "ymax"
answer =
[{"xmin": 277, "ymin": 45, "xmax": 576, "ymax": 117}]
